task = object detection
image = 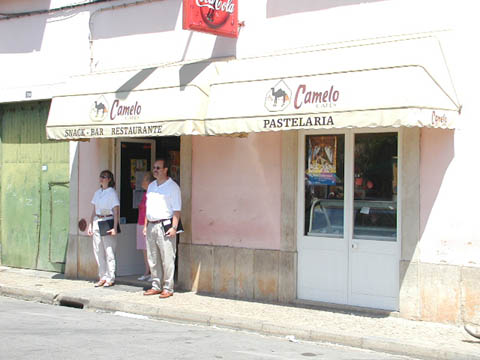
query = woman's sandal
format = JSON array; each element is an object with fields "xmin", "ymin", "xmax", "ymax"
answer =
[
  {"xmin": 94, "ymin": 280, "xmax": 106, "ymax": 287},
  {"xmin": 103, "ymin": 281, "xmax": 115, "ymax": 287}
]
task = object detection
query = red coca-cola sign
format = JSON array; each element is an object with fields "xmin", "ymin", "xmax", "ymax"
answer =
[{"xmin": 183, "ymin": 0, "xmax": 239, "ymax": 38}]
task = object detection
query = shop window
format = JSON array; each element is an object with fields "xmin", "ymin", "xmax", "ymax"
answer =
[
  {"xmin": 304, "ymin": 134, "xmax": 345, "ymax": 237},
  {"xmin": 353, "ymin": 133, "xmax": 397, "ymax": 241},
  {"xmin": 119, "ymin": 140, "xmax": 154, "ymax": 224}
]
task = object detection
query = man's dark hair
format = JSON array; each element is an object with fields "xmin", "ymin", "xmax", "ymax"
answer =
[{"xmin": 156, "ymin": 156, "xmax": 170, "ymax": 170}]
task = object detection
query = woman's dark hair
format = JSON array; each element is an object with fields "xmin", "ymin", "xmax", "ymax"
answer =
[{"xmin": 100, "ymin": 170, "xmax": 115, "ymax": 188}]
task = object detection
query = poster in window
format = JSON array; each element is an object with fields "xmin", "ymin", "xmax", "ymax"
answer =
[
  {"xmin": 130, "ymin": 159, "xmax": 147, "ymax": 188},
  {"xmin": 131, "ymin": 159, "xmax": 147, "ymax": 209},
  {"xmin": 169, "ymin": 150, "xmax": 180, "ymax": 184},
  {"xmin": 306, "ymin": 136, "xmax": 337, "ymax": 185}
]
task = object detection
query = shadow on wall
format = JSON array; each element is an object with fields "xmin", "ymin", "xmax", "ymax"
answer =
[
  {"xmin": 0, "ymin": 0, "xmax": 51, "ymax": 53},
  {"xmin": 116, "ymin": 67, "xmax": 157, "ymax": 99},
  {"xmin": 181, "ymin": 31, "xmax": 237, "ymax": 60},
  {"xmin": 179, "ymin": 61, "xmax": 211, "ymax": 90},
  {"xmin": 267, "ymin": 0, "xmax": 387, "ymax": 18},
  {"xmin": 211, "ymin": 36, "xmax": 237, "ymax": 59},
  {"xmin": 419, "ymin": 128, "xmax": 454, "ymax": 238},
  {"xmin": 90, "ymin": 0, "xmax": 182, "ymax": 40},
  {"xmin": 112, "ymin": 60, "xmax": 211, "ymax": 101}
]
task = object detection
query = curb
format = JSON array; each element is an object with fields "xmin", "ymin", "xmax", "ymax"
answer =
[
  {"xmin": 1, "ymin": 285, "xmax": 479, "ymax": 360},
  {"xmin": 0, "ymin": 284, "xmax": 58, "ymax": 305},
  {"xmin": 360, "ymin": 337, "xmax": 478, "ymax": 360},
  {"xmin": 253, "ymin": 323, "xmax": 480, "ymax": 360}
]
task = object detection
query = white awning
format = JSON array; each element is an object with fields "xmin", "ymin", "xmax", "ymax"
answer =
[
  {"xmin": 47, "ymin": 37, "xmax": 461, "ymax": 140},
  {"xmin": 46, "ymin": 61, "xmax": 219, "ymax": 140},
  {"xmin": 204, "ymin": 37, "xmax": 461, "ymax": 135}
]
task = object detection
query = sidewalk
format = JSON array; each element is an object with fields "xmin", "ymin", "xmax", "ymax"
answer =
[{"xmin": 1, "ymin": 266, "xmax": 478, "ymax": 360}]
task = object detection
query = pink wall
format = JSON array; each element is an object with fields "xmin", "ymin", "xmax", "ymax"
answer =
[
  {"xmin": 192, "ymin": 133, "xmax": 282, "ymax": 250},
  {"xmin": 78, "ymin": 139, "xmax": 109, "ymax": 233},
  {"xmin": 419, "ymin": 128, "xmax": 454, "ymax": 237}
]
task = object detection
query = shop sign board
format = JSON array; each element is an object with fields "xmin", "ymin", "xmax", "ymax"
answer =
[
  {"xmin": 183, "ymin": 0, "xmax": 239, "ymax": 38},
  {"xmin": 204, "ymin": 66, "xmax": 459, "ymax": 134},
  {"xmin": 46, "ymin": 87, "xmax": 208, "ymax": 140}
]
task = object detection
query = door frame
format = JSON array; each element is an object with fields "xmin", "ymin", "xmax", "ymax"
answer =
[
  {"xmin": 296, "ymin": 127, "xmax": 403, "ymax": 309},
  {"xmin": 112, "ymin": 138, "xmax": 156, "ymax": 276}
]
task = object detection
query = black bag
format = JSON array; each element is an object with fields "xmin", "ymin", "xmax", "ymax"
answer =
[
  {"xmin": 98, "ymin": 219, "xmax": 121, "ymax": 236},
  {"xmin": 161, "ymin": 218, "xmax": 184, "ymax": 234}
]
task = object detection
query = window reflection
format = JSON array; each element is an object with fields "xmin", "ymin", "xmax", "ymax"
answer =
[
  {"xmin": 354, "ymin": 133, "xmax": 397, "ymax": 241},
  {"xmin": 305, "ymin": 135, "xmax": 345, "ymax": 237}
]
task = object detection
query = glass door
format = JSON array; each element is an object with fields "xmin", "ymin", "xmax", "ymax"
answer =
[
  {"xmin": 353, "ymin": 133, "xmax": 397, "ymax": 241},
  {"xmin": 298, "ymin": 130, "xmax": 400, "ymax": 310},
  {"xmin": 349, "ymin": 132, "xmax": 399, "ymax": 310},
  {"xmin": 297, "ymin": 133, "xmax": 349, "ymax": 304}
]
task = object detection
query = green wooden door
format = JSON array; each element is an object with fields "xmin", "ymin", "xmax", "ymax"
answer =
[
  {"xmin": 0, "ymin": 102, "xmax": 69, "ymax": 272},
  {"xmin": 1, "ymin": 163, "xmax": 41, "ymax": 268}
]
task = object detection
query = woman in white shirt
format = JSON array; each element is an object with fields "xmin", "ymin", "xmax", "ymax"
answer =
[{"xmin": 87, "ymin": 170, "xmax": 120, "ymax": 287}]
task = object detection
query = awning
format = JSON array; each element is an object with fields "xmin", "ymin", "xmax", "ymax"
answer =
[
  {"xmin": 46, "ymin": 61, "xmax": 219, "ymax": 140},
  {"xmin": 47, "ymin": 37, "xmax": 461, "ymax": 140},
  {"xmin": 204, "ymin": 36, "xmax": 461, "ymax": 135}
]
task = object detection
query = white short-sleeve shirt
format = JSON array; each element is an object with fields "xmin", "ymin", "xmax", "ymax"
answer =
[
  {"xmin": 146, "ymin": 178, "xmax": 181, "ymax": 221},
  {"xmin": 91, "ymin": 187, "xmax": 120, "ymax": 216}
]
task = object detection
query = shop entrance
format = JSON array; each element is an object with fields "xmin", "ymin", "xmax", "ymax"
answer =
[
  {"xmin": 297, "ymin": 130, "xmax": 399, "ymax": 310},
  {"xmin": 114, "ymin": 137, "xmax": 180, "ymax": 277}
]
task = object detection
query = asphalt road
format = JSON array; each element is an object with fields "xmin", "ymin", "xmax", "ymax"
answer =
[{"xmin": 0, "ymin": 296, "xmax": 418, "ymax": 360}]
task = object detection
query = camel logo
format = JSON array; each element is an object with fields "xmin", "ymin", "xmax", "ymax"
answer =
[
  {"xmin": 90, "ymin": 96, "xmax": 109, "ymax": 122},
  {"xmin": 265, "ymin": 80, "xmax": 291, "ymax": 112}
]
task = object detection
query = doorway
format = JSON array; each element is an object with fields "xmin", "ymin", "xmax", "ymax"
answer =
[
  {"xmin": 0, "ymin": 102, "xmax": 70, "ymax": 272},
  {"xmin": 297, "ymin": 129, "xmax": 400, "ymax": 310},
  {"xmin": 114, "ymin": 137, "xmax": 180, "ymax": 277}
]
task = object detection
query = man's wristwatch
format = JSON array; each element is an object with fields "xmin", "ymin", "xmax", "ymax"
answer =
[{"xmin": 172, "ymin": 225, "xmax": 177, "ymax": 230}]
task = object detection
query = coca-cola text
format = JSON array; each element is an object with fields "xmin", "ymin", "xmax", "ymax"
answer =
[{"xmin": 195, "ymin": 0, "xmax": 235, "ymax": 13}]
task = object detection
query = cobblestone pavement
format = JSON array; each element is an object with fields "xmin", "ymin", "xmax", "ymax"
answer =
[{"xmin": 1, "ymin": 266, "xmax": 479, "ymax": 360}]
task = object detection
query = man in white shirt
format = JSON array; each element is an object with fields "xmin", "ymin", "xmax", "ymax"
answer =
[{"xmin": 143, "ymin": 157, "xmax": 181, "ymax": 298}]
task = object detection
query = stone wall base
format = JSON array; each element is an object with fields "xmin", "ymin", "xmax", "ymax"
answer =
[
  {"xmin": 177, "ymin": 243, "xmax": 297, "ymax": 303},
  {"xmin": 400, "ymin": 260, "xmax": 480, "ymax": 325},
  {"xmin": 65, "ymin": 239, "xmax": 479, "ymax": 326},
  {"xmin": 65, "ymin": 234, "xmax": 98, "ymax": 280}
]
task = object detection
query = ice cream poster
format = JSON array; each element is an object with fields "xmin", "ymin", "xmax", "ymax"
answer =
[
  {"xmin": 306, "ymin": 136, "xmax": 337, "ymax": 185},
  {"xmin": 130, "ymin": 159, "xmax": 147, "ymax": 189}
]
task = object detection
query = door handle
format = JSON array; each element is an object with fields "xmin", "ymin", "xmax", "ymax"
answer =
[
  {"xmin": 351, "ymin": 242, "xmax": 358, "ymax": 249},
  {"xmin": 33, "ymin": 214, "xmax": 40, "ymax": 224}
]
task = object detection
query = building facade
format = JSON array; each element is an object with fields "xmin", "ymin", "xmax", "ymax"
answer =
[{"xmin": 0, "ymin": 0, "xmax": 479, "ymax": 325}]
